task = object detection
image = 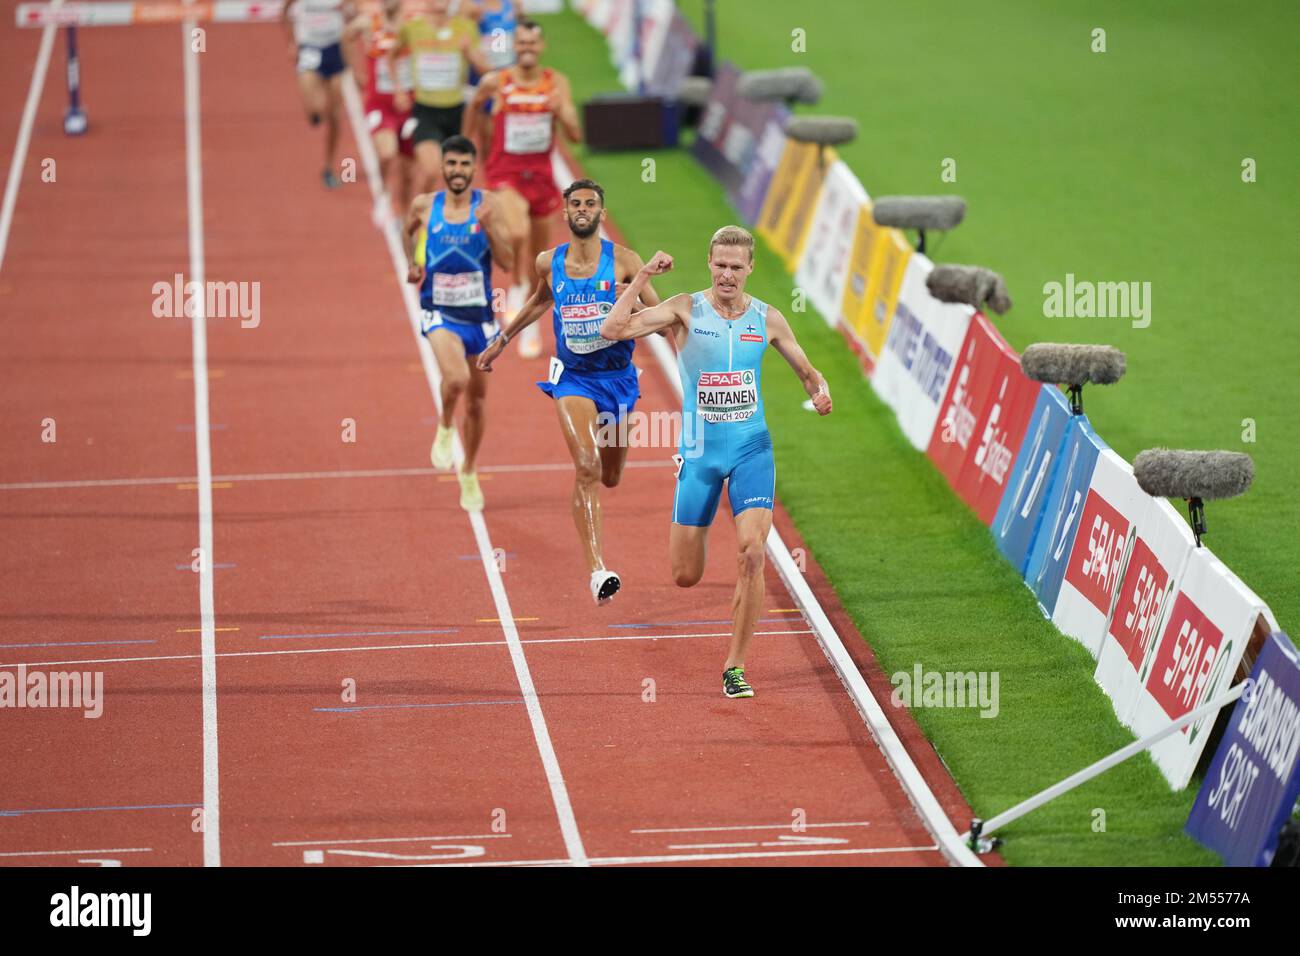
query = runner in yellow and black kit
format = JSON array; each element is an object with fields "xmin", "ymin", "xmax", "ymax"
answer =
[{"xmin": 391, "ymin": 0, "xmax": 487, "ymax": 192}]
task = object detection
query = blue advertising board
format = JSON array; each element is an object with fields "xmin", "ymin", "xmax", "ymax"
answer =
[
  {"xmin": 1187, "ymin": 630, "xmax": 1300, "ymax": 866},
  {"xmin": 1022, "ymin": 415, "xmax": 1108, "ymax": 615},
  {"xmin": 992, "ymin": 385, "xmax": 1072, "ymax": 575}
]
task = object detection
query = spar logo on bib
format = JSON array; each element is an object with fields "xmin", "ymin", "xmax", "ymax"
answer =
[{"xmin": 697, "ymin": 370, "xmax": 757, "ymax": 423}]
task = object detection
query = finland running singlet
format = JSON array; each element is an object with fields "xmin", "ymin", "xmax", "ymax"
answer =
[
  {"xmin": 550, "ymin": 240, "xmax": 632, "ymax": 373},
  {"xmin": 678, "ymin": 292, "xmax": 771, "ymax": 445},
  {"xmin": 420, "ymin": 189, "xmax": 492, "ymax": 322}
]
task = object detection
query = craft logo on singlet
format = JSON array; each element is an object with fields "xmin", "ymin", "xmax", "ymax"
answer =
[
  {"xmin": 697, "ymin": 370, "xmax": 757, "ymax": 423},
  {"xmin": 1063, "ymin": 489, "xmax": 1129, "ymax": 614},
  {"xmin": 1146, "ymin": 592, "xmax": 1224, "ymax": 722}
]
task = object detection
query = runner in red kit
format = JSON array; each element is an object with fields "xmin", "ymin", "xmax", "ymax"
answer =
[
  {"xmin": 345, "ymin": 0, "xmax": 417, "ymax": 223},
  {"xmin": 465, "ymin": 17, "xmax": 581, "ymax": 359}
]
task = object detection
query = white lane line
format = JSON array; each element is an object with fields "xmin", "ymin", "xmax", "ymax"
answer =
[
  {"xmin": 0, "ymin": 847, "xmax": 152, "ymax": 858},
  {"xmin": 0, "ymin": 0, "xmax": 62, "ymax": 274},
  {"xmin": 273, "ymin": 834, "xmax": 511, "ymax": 847},
  {"xmin": 339, "ymin": 77, "xmax": 587, "ymax": 867},
  {"xmin": 404, "ymin": 845, "xmax": 942, "ymax": 867},
  {"xmin": 182, "ymin": 6, "xmax": 221, "ymax": 869},
  {"xmin": 631, "ymin": 821, "xmax": 874, "ymax": 834},
  {"xmin": 0, "ymin": 629, "xmax": 813, "ymax": 669},
  {"xmin": 0, "ymin": 459, "xmax": 670, "ymax": 492}
]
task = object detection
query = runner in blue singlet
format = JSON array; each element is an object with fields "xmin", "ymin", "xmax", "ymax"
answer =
[
  {"xmin": 404, "ymin": 136, "xmax": 513, "ymax": 512},
  {"xmin": 476, "ymin": 179, "xmax": 663, "ymax": 606},
  {"xmin": 598, "ymin": 225, "xmax": 833, "ymax": 699}
]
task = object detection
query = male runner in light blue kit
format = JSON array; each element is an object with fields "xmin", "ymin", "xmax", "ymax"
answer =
[
  {"xmin": 599, "ymin": 226, "xmax": 832, "ymax": 698},
  {"xmin": 404, "ymin": 136, "xmax": 513, "ymax": 511},
  {"xmin": 477, "ymin": 179, "xmax": 662, "ymax": 604}
]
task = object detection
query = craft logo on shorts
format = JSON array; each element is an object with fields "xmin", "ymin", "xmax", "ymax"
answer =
[
  {"xmin": 0, "ymin": 666, "xmax": 103, "ymax": 718},
  {"xmin": 697, "ymin": 370, "xmax": 757, "ymax": 423},
  {"xmin": 1146, "ymin": 591, "xmax": 1225, "ymax": 722},
  {"xmin": 152, "ymin": 273, "xmax": 261, "ymax": 328},
  {"xmin": 50, "ymin": 886, "xmax": 151, "ymax": 936},
  {"xmin": 1063, "ymin": 489, "xmax": 1130, "ymax": 614}
]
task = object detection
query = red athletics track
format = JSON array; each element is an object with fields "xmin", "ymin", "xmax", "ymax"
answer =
[
  {"xmin": 0, "ymin": 23, "xmax": 204, "ymax": 865},
  {"xmin": 1, "ymin": 16, "xmax": 991, "ymax": 867}
]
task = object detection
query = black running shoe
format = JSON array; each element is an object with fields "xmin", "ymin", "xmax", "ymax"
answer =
[{"xmin": 722, "ymin": 666, "xmax": 754, "ymax": 699}]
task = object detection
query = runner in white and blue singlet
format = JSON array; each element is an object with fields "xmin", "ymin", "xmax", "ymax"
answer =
[
  {"xmin": 599, "ymin": 226, "xmax": 833, "ymax": 700},
  {"xmin": 477, "ymin": 179, "xmax": 663, "ymax": 606},
  {"xmin": 404, "ymin": 137, "xmax": 513, "ymax": 512},
  {"xmin": 284, "ymin": 0, "xmax": 355, "ymax": 188}
]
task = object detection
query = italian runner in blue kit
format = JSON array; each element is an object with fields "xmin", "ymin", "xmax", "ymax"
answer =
[
  {"xmin": 599, "ymin": 226, "xmax": 833, "ymax": 699},
  {"xmin": 404, "ymin": 136, "xmax": 514, "ymax": 512},
  {"xmin": 476, "ymin": 179, "xmax": 663, "ymax": 606}
]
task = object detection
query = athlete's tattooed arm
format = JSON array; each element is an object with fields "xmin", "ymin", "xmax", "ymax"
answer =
[
  {"xmin": 766, "ymin": 306, "xmax": 832, "ymax": 415},
  {"xmin": 601, "ymin": 251, "xmax": 690, "ymax": 341}
]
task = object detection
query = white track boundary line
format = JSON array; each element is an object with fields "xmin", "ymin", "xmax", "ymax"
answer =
[
  {"xmin": 0, "ymin": 629, "xmax": 813, "ymax": 670},
  {"xmin": 404, "ymin": 845, "xmax": 941, "ymax": 867},
  {"xmin": 273, "ymin": 834, "xmax": 511, "ymax": 847},
  {"xmin": 0, "ymin": 847, "xmax": 153, "ymax": 858},
  {"xmin": 182, "ymin": 5, "xmax": 221, "ymax": 868},
  {"xmin": 339, "ymin": 77, "xmax": 587, "ymax": 866},
  {"xmin": 549, "ymin": 150, "xmax": 983, "ymax": 868},
  {"xmin": 631, "ymin": 821, "xmax": 874, "ymax": 834},
  {"xmin": 0, "ymin": 0, "xmax": 62, "ymax": 274},
  {"xmin": 0, "ymin": 458, "xmax": 669, "ymax": 492}
]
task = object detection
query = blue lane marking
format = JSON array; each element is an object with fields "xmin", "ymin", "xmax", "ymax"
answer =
[
  {"xmin": 0, "ymin": 802, "xmax": 199, "ymax": 818},
  {"xmin": 0, "ymin": 639, "xmax": 157, "ymax": 650},
  {"xmin": 608, "ymin": 617, "xmax": 798, "ymax": 629},
  {"xmin": 260, "ymin": 628, "xmax": 461, "ymax": 641},
  {"xmin": 316, "ymin": 700, "xmax": 524, "ymax": 714}
]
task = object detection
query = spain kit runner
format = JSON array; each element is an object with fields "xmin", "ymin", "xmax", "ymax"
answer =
[
  {"xmin": 475, "ymin": 180, "xmax": 662, "ymax": 605},
  {"xmin": 466, "ymin": 18, "xmax": 582, "ymax": 359},
  {"xmin": 598, "ymin": 226, "xmax": 833, "ymax": 698},
  {"xmin": 404, "ymin": 137, "xmax": 514, "ymax": 511}
]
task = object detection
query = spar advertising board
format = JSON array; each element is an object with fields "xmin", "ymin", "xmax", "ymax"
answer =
[
  {"xmin": 1187, "ymin": 631, "xmax": 1300, "ymax": 866},
  {"xmin": 1094, "ymin": 496, "xmax": 1197, "ymax": 723},
  {"xmin": 925, "ymin": 314, "xmax": 1041, "ymax": 525},
  {"xmin": 1023, "ymin": 416, "xmax": 1109, "ymax": 617},
  {"xmin": 793, "ymin": 161, "xmax": 869, "ymax": 328},
  {"xmin": 991, "ymin": 384, "xmax": 1072, "ymax": 575},
  {"xmin": 871, "ymin": 254, "xmax": 973, "ymax": 451},
  {"xmin": 1129, "ymin": 547, "xmax": 1279, "ymax": 789},
  {"xmin": 734, "ymin": 105, "xmax": 790, "ymax": 225},
  {"xmin": 1048, "ymin": 451, "xmax": 1151, "ymax": 659}
]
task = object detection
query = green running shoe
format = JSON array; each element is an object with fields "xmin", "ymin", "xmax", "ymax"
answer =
[{"xmin": 722, "ymin": 666, "xmax": 754, "ymax": 699}]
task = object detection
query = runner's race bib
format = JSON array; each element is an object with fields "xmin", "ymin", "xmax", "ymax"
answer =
[
  {"xmin": 417, "ymin": 51, "xmax": 461, "ymax": 91},
  {"xmin": 432, "ymin": 271, "xmax": 488, "ymax": 308},
  {"xmin": 504, "ymin": 112, "xmax": 553, "ymax": 155},
  {"xmin": 696, "ymin": 370, "xmax": 758, "ymax": 423},
  {"xmin": 558, "ymin": 301, "xmax": 614, "ymax": 354}
]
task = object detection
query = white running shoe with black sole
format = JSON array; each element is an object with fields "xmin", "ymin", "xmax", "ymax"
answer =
[{"xmin": 590, "ymin": 569, "xmax": 621, "ymax": 605}]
